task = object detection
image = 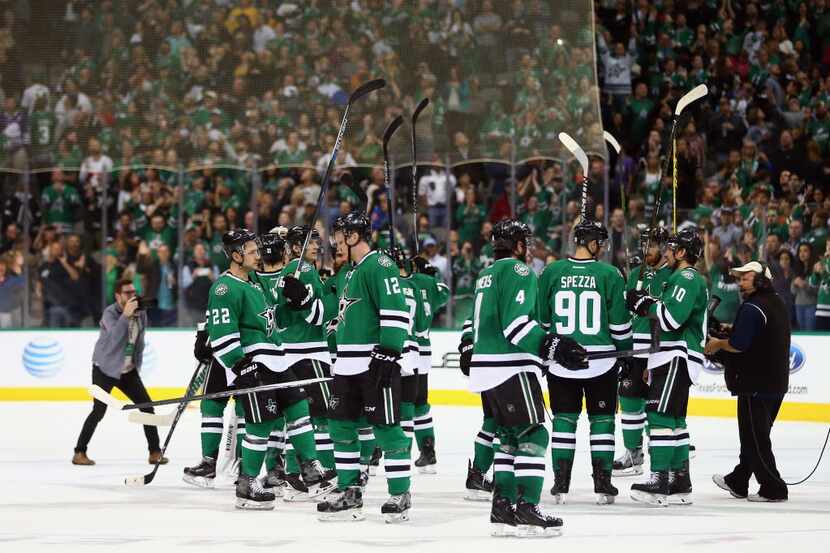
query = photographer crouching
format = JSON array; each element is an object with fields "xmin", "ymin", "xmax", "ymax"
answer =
[
  {"xmin": 704, "ymin": 262, "xmax": 789, "ymax": 502},
  {"xmin": 72, "ymin": 279, "xmax": 168, "ymax": 466}
]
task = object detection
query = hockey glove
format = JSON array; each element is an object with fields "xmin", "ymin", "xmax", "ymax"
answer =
[
  {"xmin": 231, "ymin": 356, "xmax": 262, "ymax": 389},
  {"xmin": 369, "ymin": 346, "xmax": 401, "ymax": 388},
  {"xmin": 193, "ymin": 328, "xmax": 213, "ymax": 363},
  {"xmin": 411, "ymin": 256, "xmax": 438, "ymax": 277},
  {"xmin": 540, "ymin": 333, "xmax": 588, "ymax": 370},
  {"xmin": 626, "ymin": 289, "xmax": 656, "ymax": 317},
  {"xmin": 458, "ymin": 339, "xmax": 474, "ymax": 376},
  {"xmin": 283, "ymin": 275, "xmax": 313, "ymax": 310}
]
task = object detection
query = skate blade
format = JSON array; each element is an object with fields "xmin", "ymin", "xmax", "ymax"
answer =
[
  {"xmin": 596, "ymin": 493, "xmax": 617, "ymax": 505},
  {"xmin": 516, "ymin": 524, "xmax": 563, "ymax": 538},
  {"xmin": 262, "ymin": 481, "xmax": 286, "ymax": 498},
  {"xmin": 668, "ymin": 493, "xmax": 693, "ymax": 505},
  {"xmin": 305, "ymin": 481, "xmax": 337, "ymax": 500},
  {"xmin": 630, "ymin": 490, "xmax": 668, "ymax": 506},
  {"xmin": 490, "ymin": 523, "xmax": 517, "ymax": 537},
  {"xmin": 283, "ymin": 490, "xmax": 315, "ymax": 503},
  {"xmin": 234, "ymin": 498, "xmax": 275, "ymax": 510},
  {"xmin": 318, "ymin": 509, "xmax": 366, "ymax": 522},
  {"xmin": 612, "ymin": 465, "xmax": 644, "ymax": 477},
  {"xmin": 182, "ymin": 474, "xmax": 215, "ymax": 489},
  {"xmin": 383, "ymin": 510, "xmax": 410, "ymax": 524},
  {"xmin": 551, "ymin": 493, "xmax": 566, "ymax": 505},
  {"xmin": 416, "ymin": 464, "xmax": 437, "ymax": 475},
  {"xmin": 464, "ymin": 489, "xmax": 492, "ymax": 501}
]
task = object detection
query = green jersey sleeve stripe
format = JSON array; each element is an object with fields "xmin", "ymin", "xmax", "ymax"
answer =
[
  {"xmin": 503, "ymin": 315, "xmax": 530, "ymax": 338},
  {"xmin": 506, "ymin": 318, "xmax": 539, "ymax": 346},
  {"xmin": 657, "ymin": 302, "xmax": 681, "ymax": 331},
  {"xmin": 304, "ymin": 299, "xmax": 325, "ymax": 325}
]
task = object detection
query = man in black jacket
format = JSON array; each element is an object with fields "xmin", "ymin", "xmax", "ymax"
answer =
[{"xmin": 705, "ymin": 261, "xmax": 789, "ymax": 502}]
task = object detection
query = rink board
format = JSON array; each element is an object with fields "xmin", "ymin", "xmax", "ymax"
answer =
[{"xmin": 0, "ymin": 329, "xmax": 828, "ymax": 422}]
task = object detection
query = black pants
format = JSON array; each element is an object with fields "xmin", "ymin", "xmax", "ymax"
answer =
[
  {"xmin": 726, "ymin": 394, "xmax": 788, "ymax": 499},
  {"xmin": 75, "ymin": 365, "xmax": 160, "ymax": 453}
]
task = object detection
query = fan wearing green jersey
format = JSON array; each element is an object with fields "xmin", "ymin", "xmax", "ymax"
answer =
[
  {"xmin": 614, "ymin": 226, "xmax": 671, "ymax": 478},
  {"xmin": 462, "ymin": 219, "xmax": 587, "ymax": 538},
  {"xmin": 811, "ymin": 242, "xmax": 830, "ymax": 330},
  {"xmin": 316, "ymin": 212, "xmax": 413, "ymax": 523},
  {"xmin": 538, "ymin": 219, "xmax": 632, "ymax": 506},
  {"xmin": 40, "ymin": 170, "xmax": 82, "ymax": 234},
  {"xmin": 626, "ymin": 227, "xmax": 708, "ymax": 506},
  {"xmin": 206, "ymin": 229, "xmax": 326, "ymax": 510},
  {"xmin": 324, "ymin": 216, "xmax": 380, "ymax": 484},
  {"xmin": 408, "ymin": 256, "xmax": 450, "ymax": 473}
]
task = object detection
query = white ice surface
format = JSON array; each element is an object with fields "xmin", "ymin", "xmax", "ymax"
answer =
[{"xmin": 1, "ymin": 403, "xmax": 829, "ymax": 553}]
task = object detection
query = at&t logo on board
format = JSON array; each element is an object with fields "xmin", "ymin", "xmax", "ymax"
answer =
[{"xmin": 22, "ymin": 338, "xmax": 64, "ymax": 378}]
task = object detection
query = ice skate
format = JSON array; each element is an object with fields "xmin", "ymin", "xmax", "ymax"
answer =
[
  {"xmin": 464, "ymin": 459, "xmax": 493, "ymax": 501},
  {"xmin": 358, "ymin": 465, "xmax": 370, "ymax": 488},
  {"xmin": 414, "ymin": 437, "xmax": 437, "ymax": 474},
  {"xmin": 235, "ymin": 473, "xmax": 275, "ymax": 510},
  {"xmin": 317, "ymin": 486, "xmax": 366, "ymax": 522},
  {"xmin": 514, "ymin": 498, "xmax": 563, "ymax": 538},
  {"xmin": 300, "ymin": 459, "xmax": 336, "ymax": 500},
  {"xmin": 668, "ymin": 461, "xmax": 693, "ymax": 505},
  {"xmin": 490, "ymin": 493, "xmax": 516, "ymax": 537},
  {"xmin": 592, "ymin": 459, "xmax": 619, "ymax": 505},
  {"xmin": 262, "ymin": 467, "xmax": 286, "ymax": 498},
  {"xmin": 381, "ymin": 491, "xmax": 411, "ymax": 523},
  {"xmin": 630, "ymin": 471, "xmax": 670, "ymax": 506},
  {"xmin": 182, "ymin": 457, "xmax": 216, "ymax": 488},
  {"xmin": 612, "ymin": 446, "xmax": 644, "ymax": 477},
  {"xmin": 549, "ymin": 458, "xmax": 572, "ymax": 504},
  {"xmin": 368, "ymin": 447, "xmax": 381, "ymax": 476}
]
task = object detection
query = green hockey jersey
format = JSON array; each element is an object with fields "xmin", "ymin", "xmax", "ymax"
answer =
[
  {"xmin": 207, "ymin": 272, "xmax": 285, "ymax": 379},
  {"xmin": 398, "ymin": 275, "xmax": 420, "ymax": 376},
  {"xmin": 409, "ymin": 272, "xmax": 450, "ymax": 373},
  {"xmin": 538, "ymin": 257, "xmax": 632, "ymax": 379},
  {"xmin": 626, "ymin": 263, "xmax": 671, "ymax": 359},
  {"xmin": 324, "ymin": 265, "xmax": 352, "ymax": 360},
  {"xmin": 646, "ymin": 265, "xmax": 709, "ymax": 382},
  {"xmin": 334, "ymin": 250, "xmax": 409, "ymax": 376},
  {"xmin": 464, "ymin": 257, "xmax": 547, "ymax": 392},
  {"xmin": 41, "ymin": 184, "xmax": 81, "ymax": 231},
  {"xmin": 277, "ymin": 259, "xmax": 331, "ymax": 366},
  {"xmin": 809, "ymin": 258, "xmax": 830, "ymax": 319}
]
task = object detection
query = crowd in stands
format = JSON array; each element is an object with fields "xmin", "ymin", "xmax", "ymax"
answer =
[{"xmin": 0, "ymin": 0, "xmax": 829, "ymax": 331}]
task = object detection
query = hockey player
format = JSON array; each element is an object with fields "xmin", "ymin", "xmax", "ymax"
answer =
[
  {"xmin": 462, "ymin": 219, "xmax": 587, "ymax": 537},
  {"xmin": 408, "ymin": 256, "xmax": 450, "ymax": 473},
  {"xmin": 537, "ymin": 219, "xmax": 632, "ymax": 505},
  {"xmin": 316, "ymin": 212, "xmax": 413, "ymax": 522},
  {"xmin": 207, "ymin": 229, "xmax": 326, "ymax": 509},
  {"xmin": 275, "ymin": 225, "xmax": 337, "ymax": 499},
  {"xmin": 626, "ymin": 227, "xmax": 707, "ymax": 506},
  {"xmin": 614, "ymin": 227, "xmax": 670, "ymax": 477}
]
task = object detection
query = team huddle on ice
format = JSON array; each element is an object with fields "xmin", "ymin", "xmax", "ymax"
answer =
[{"xmin": 185, "ymin": 207, "xmax": 707, "ymax": 538}]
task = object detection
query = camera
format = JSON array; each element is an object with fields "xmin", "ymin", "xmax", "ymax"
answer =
[{"xmin": 135, "ymin": 296, "xmax": 159, "ymax": 311}]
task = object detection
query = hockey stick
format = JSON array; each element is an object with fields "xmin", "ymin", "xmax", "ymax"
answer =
[
  {"xmin": 216, "ymin": 402, "xmax": 240, "ymax": 479},
  {"xmin": 586, "ymin": 347, "xmax": 653, "ymax": 361},
  {"xmin": 293, "ymin": 78, "xmax": 386, "ymax": 278},
  {"xmin": 603, "ymin": 130, "xmax": 631, "ymax": 270},
  {"xmin": 90, "ymin": 376, "xmax": 331, "ymax": 411},
  {"xmin": 558, "ymin": 132, "xmax": 590, "ymax": 220},
  {"xmin": 123, "ymin": 360, "xmax": 207, "ymax": 487},
  {"xmin": 382, "ymin": 114, "xmax": 404, "ymax": 252},
  {"xmin": 411, "ymin": 98, "xmax": 429, "ymax": 254}
]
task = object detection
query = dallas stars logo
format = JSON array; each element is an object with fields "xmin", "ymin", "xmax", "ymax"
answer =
[
  {"xmin": 337, "ymin": 295, "xmax": 361, "ymax": 326},
  {"xmin": 259, "ymin": 306, "xmax": 277, "ymax": 337}
]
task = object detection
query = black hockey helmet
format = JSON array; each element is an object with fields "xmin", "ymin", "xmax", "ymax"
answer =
[
  {"xmin": 492, "ymin": 219, "xmax": 532, "ymax": 253},
  {"xmin": 666, "ymin": 226, "xmax": 704, "ymax": 263},
  {"xmin": 338, "ymin": 211, "xmax": 371, "ymax": 242},
  {"xmin": 259, "ymin": 231, "xmax": 285, "ymax": 264},
  {"xmin": 640, "ymin": 225, "xmax": 669, "ymax": 246},
  {"xmin": 332, "ymin": 215, "xmax": 347, "ymax": 234},
  {"xmin": 573, "ymin": 218, "xmax": 609, "ymax": 249},
  {"xmin": 222, "ymin": 228, "xmax": 258, "ymax": 259}
]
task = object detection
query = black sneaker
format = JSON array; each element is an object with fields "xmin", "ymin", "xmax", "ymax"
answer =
[
  {"xmin": 235, "ymin": 473, "xmax": 275, "ymax": 510},
  {"xmin": 591, "ymin": 458, "xmax": 619, "ymax": 505},
  {"xmin": 631, "ymin": 471, "xmax": 670, "ymax": 506},
  {"xmin": 414, "ymin": 437, "xmax": 437, "ymax": 474},
  {"xmin": 550, "ymin": 458, "xmax": 572, "ymax": 504},
  {"xmin": 183, "ymin": 456, "xmax": 216, "ymax": 488},
  {"xmin": 317, "ymin": 486, "xmax": 365, "ymax": 521},
  {"xmin": 668, "ymin": 461, "xmax": 693, "ymax": 505},
  {"xmin": 465, "ymin": 459, "xmax": 493, "ymax": 501},
  {"xmin": 514, "ymin": 498, "xmax": 564, "ymax": 538},
  {"xmin": 490, "ymin": 493, "xmax": 516, "ymax": 537},
  {"xmin": 381, "ymin": 491, "xmax": 411, "ymax": 523}
]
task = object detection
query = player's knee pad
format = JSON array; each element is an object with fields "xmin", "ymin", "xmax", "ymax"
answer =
[
  {"xmin": 516, "ymin": 424, "xmax": 548, "ymax": 452},
  {"xmin": 647, "ymin": 411, "xmax": 676, "ymax": 430},
  {"xmin": 482, "ymin": 416, "xmax": 497, "ymax": 433},
  {"xmin": 311, "ymin": 416, "xmax": 329, "ymax": 433},
  {"xmin": 329, "ymin": 418, "xmax": 360, "ymax": 445},
  {"xmin": 244, "ymin": 420, "xmax": 272, "ymax": 439},
  {"xmin": 200, "ymin": 398, "xmax": 226, "ymax": 418},
  {"xmin": 588, "ymin": 414, "xmax": 615, "ymax": 426},
  {"xmin": 286, "ymin": 415, "xmax": 312, "ymax": 434},
  {"xmin": 553, "ymin": 412, "xmax": 578, "ymax": 427},
  {"xmin": 283, "ymin": 398, "xmax": 310, "ymax": 422},
  {"xmin": 372, "ymin": 424, "xmax": 410, "ymax": 454},
  {"xmin": 414, "ymin": 403, "xmax": 430, "ymax": 416},
  {"xmin": 675, "ymin": 416, "xmax": 687, "ymax": 430}
]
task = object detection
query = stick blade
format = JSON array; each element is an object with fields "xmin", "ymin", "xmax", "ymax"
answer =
[
  {"xmin": 412, "ymin": 97, "xmax": 430, "ymax": 122},
  {"xmin": 124, "ymin": 474, "xmax": 151, "ymax": 487},
  {"xmin": 675, "ymin": 84, "xmax": 708, "ymax": 115},
  {"xmin": 558, "ymin": 132, "xmax": 589, "ymax": 176},
  {"xmin": 349, "ymin": 78, "xmax": 386, "ymax": 103},
  {"xmin": 128, "ymin": 410, "xmax": 175, "ymax": 426},
  {"xmin": 88, "ymin": 385, "xmax": 126, "ymax": 409},
  {"xmin": 603, "ymin": 131, "xmax": 621, "ymax": 154},
  {"xmin": 383, "ymin": 114, "xmax": 404, "ymax": 146}
]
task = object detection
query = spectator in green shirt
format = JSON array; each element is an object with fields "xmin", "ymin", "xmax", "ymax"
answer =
[
  {"xmin": 41, "ymin": 170, "xmax": 82, "ymax": 234},
  {"xmin": 141, "ymin": 214, "xmax": 177, "ymax": 257},
  {"xmin": 455, "ymin": 188, "xmax": 487, "ymax": 245}
]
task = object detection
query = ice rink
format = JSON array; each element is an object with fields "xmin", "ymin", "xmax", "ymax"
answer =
[{"xmin": 1, "ymin": 402, "xmax": 829, "ymax": 553}]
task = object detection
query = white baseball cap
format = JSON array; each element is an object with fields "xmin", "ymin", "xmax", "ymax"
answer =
[{"xmin": 730, "ymin": 261, "xmax": 772, "ymax": 280}]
